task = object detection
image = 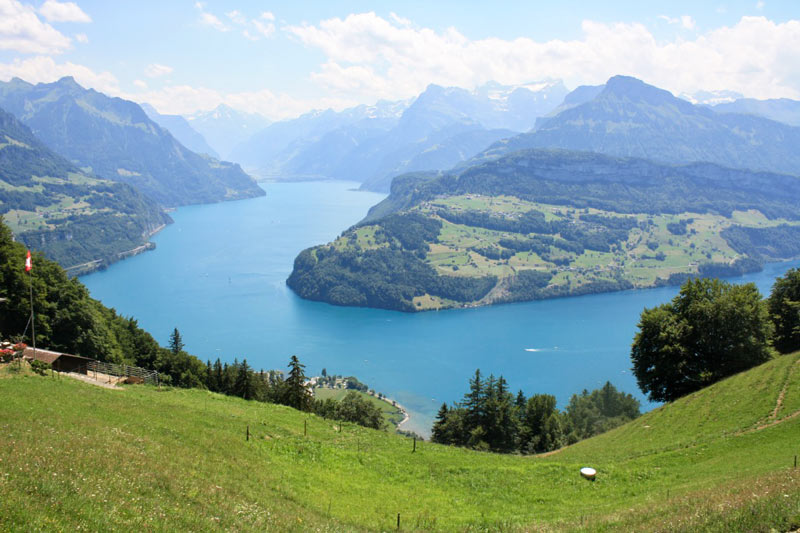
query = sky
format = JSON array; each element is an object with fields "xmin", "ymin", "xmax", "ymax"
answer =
[{"xmin": 0, "ymin": 0, "xmax": 798, "ymax": 120}]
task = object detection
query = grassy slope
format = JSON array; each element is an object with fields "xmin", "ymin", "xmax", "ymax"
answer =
[{"xmin": 1, "ymin": 354, "xmax": 799, "ymax": 532}]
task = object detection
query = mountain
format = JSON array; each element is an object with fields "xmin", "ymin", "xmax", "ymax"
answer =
[
  {"xmin": 467, "ymin": 76, "xmax": 800, "ymax": 177},
  {"xmin": 0, "ymin": 106, "xmax": 170, "ymax": 271},
  {"xmin": 288, "ymin": 148, "xmax": 800, "ymax": 312},
  {"xmin": 712, "ymin": 97, "xmax": 800, "ymax": 127},
  {"xmin": 0, "ymin": 77, "xmax": 263, "ymax": 207},
  {"xmin": 228, "ymin": 99, "xmax": 408, "ymax": 176},
  {"xmin": 229, "ymin": 81, "xmax": 567, "ymax": 191},
  {"xmin": 533, "ymin": 84, "xmax": 604, "ymax": 129},
  {"xmin": 187, "ymin": 104, "xmax": 270, "ymax": 160},
  {"xmin": 140, "ymin": 103, "xmax": 219, "ymax": 158}
]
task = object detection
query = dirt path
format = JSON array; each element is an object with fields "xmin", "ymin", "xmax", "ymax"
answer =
[{"xmin": 61, "ymin": 371, "xmax": 123, "ymax": 389}]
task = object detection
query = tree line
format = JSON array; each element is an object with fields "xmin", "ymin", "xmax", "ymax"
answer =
[{"xmin": 431, "ymin": 371, "xmax": 640, "ymax": 454}]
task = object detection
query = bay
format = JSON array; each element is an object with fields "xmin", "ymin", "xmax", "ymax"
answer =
[{"xmin": 81, "ymin": 181, "xmax": 800, "ymax": 436}]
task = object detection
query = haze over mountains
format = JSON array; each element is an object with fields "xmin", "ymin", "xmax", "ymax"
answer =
[
  {"xmin": 0, "ymin": 77, "xmax": 263, "ymax": 207},
  {"xmin": 228, "ymin": 80, "xmax": 568, "ymax": 191},
  {"xmin": 187, "ymin": 104, "xmax": 271, "ymax": 161},
  {"xmin": 140, "ymin": 103, "xmax": 219, "ymax": 159}
]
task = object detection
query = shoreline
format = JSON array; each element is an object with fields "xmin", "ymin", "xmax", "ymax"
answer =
[{"xmin": 310, "ymin": 380, "xmax": 411, "ymax": 432}]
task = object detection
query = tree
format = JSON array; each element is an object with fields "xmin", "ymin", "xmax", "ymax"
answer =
[
  {"xmin": 283, "ymin": 355, "xmax": 312, "ymax": 411},
  {"xmin": 631, "ymin": 277, "xmax": 773, "ymax": 402},
  {"xmin": 565, "ymin": 382, "xmax": 641, "ymax": 441},
  {"xmin": 519, "ymin": 394, "xmax": 562, "ymax": 454},
  {"xmin": 168, "ymin": 328, "xmax": 184, "ymax": 355},
  {"xmin": 769, "ymin": 268, "xmax": 800, "ymax": 354},
  {"xmin": 234, "ymin": 359, "xmax": 255, "ymax": 400}
]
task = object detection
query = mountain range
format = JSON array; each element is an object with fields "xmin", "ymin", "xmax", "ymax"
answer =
[
  {"xmin": 228, "ymin": 81, "xmax": 568, "ymax": 191},
  {"xmin": 0, "ymin": 77, "xmax": 264, "ymax": 207},
  {"xmin": 140, "ymin": 103, "xmax": 219, "ymax": 159},
  {"xmin": 0, "ymin": 106, "xmax": 170, "ymax": 270},
  {"xmin": 187, "ymin": 104, "xmax": 271, "ymax": 161},
  {"xmin": 467, "ymin": 76, "xmax": 800, "ymax": 176}
]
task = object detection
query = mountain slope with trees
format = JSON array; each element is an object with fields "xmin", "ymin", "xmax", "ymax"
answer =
[
  {"xmin": 0, "ymin": 107, "xmax": 170, "ymax": 270},
  {"xmin": 288, "ymin": 149, "xmax": 800, "ymax": 311},
  {"xmin": 0, "ymin": 77, "xmax": 263, "ymax": 207}
]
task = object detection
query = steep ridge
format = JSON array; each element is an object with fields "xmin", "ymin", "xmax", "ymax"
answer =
[
  {"xmin": 0, "ymin": 106, "xmax": 170, "ymax": 269},
  {"xmin": 0, "ymin": 77, "xmax": 263, "ymax": 207}
]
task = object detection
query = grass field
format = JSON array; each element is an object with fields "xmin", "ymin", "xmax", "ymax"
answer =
[
  {"xmin": 313, "ymin": 387, "xmax": 406, "ymax": 428},
  {"xmin": 1, "ymin": 354, "xmax": 799, "ymax": 531}
]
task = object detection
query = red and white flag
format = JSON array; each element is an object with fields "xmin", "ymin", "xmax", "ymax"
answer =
[{"xmin": 25, "ymin": 250, "xmax": 32, "ymax": 272}]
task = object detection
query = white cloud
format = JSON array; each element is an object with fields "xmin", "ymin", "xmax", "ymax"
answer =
[
  {"xmin": 658, "ymin": 14, "xmax": 696, "ymax": 29},
  {"xmin": 224, "ymin": 8, "xmax": 276, "ymax": 40},
  {"xmin": 128, "ymin": 82, "xmax": 354, "ymax": 120},
  {"xmin": 252, "ymin": 18, "xmax": 274, "ymax": 38},
  {"xmin": 38, "ymin": 0, "xmax": 91, "ymax": 23},
  {"xmin": 144, "ymin": 63, "xmax": 173, "ymax": 78},
  {"xmin": 0, "ymin": 0, "xmax": 72, "ymax": 54},
  {"xmin": 226, "ymin": 10, "xmax": 246, "ymax": 25},
  {"xmin": 756, "ymin": 1, "xmax": 765, "ymax": 10},
  {"xmin": 287, "ymin": 13, "xmax": 800, "ymax": 102},
  {"xmin": 199, "ymin": 11, "xmax": 228, "ymax": 32},
  {"xmin": 133, "ymin": 79, "xmax": 147, "ymax": 89},
  {"xmin": 0, "ymin": 55, "xmax": 119, "ymax": 94},
  {"xmin": 194, "ymin": 3, "xmax": 228, "ymax": 32},
  {"xmin": 74, "ymin": 32, "xmax": 87, "ymax": 43}
]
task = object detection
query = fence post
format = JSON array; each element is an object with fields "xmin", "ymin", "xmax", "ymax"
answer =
[
  {"xmin": 246, "ymin": 425, "xmax": 250, "ymax": 441},
  {"xmin": 397, "ymin": 513, "xmax": 400, "ymax": 530},
  {"xmin": 412, "ymin": 437, "xmax": 416, "ymax": 453}
]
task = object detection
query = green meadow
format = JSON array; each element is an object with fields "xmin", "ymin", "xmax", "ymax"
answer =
[{"xmin": 1, "ymin": 353, "xmax": 799, "ymax": 531}]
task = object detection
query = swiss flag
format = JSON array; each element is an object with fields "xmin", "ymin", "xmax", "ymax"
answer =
[{"xmin": 25, "ymin": 250, "xmax": 32, "ymax": 272}]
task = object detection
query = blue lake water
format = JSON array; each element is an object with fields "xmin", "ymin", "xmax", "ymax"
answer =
[{"xmin": 81, "ymin": 181, "xmax": 800, "ymax": 435}]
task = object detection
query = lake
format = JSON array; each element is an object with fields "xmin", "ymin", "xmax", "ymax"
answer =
[{"xmin": 81, "ymin": 181, "xmax": 800, "ymax": 436}]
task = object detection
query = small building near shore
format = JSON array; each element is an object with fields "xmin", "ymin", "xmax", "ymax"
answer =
[{"xmin": 23, "ymin": 347, "xmax": 92, "ymax": 374}]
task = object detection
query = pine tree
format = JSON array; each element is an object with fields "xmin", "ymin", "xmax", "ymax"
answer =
[
  {"xmin": 212, "ymin": 359, "xmax": 223, "ymax": 392},
  {"xmin": 234, "ymin": 359, "xmax": 254, "ymax": 400},
  {"xmin": 463, "ymin": 369, "xmax": 484, "ymax": 433},
  {"xmin": 283, "ymin": 355, "xmax": 312, "ymax": 411},
  {"xmin": 168, "ymin": 328, "xmax": 184, "ymax": 355},
  {"xmin": 431, "ymin": 403, "xmax": 450, "ymax": 444}
]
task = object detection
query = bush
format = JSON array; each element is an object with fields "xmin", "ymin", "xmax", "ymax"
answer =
[{"xmin": 30, "ymin": 359, "xmax": 51, "ymax": 376}]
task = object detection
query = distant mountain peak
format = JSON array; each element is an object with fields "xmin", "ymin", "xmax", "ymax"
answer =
[{"xmin": 600, "ymin": 75, "xmax": 680, "ymax": 105}]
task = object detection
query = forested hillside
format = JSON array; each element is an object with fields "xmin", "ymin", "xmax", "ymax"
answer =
[
  {"xmin": 288, "ymin": 149, "xmax": 800, "ymax": 311},
  {"xmin": 0, "ymin": 107, "xmax": 170, "ymax": 270}
]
